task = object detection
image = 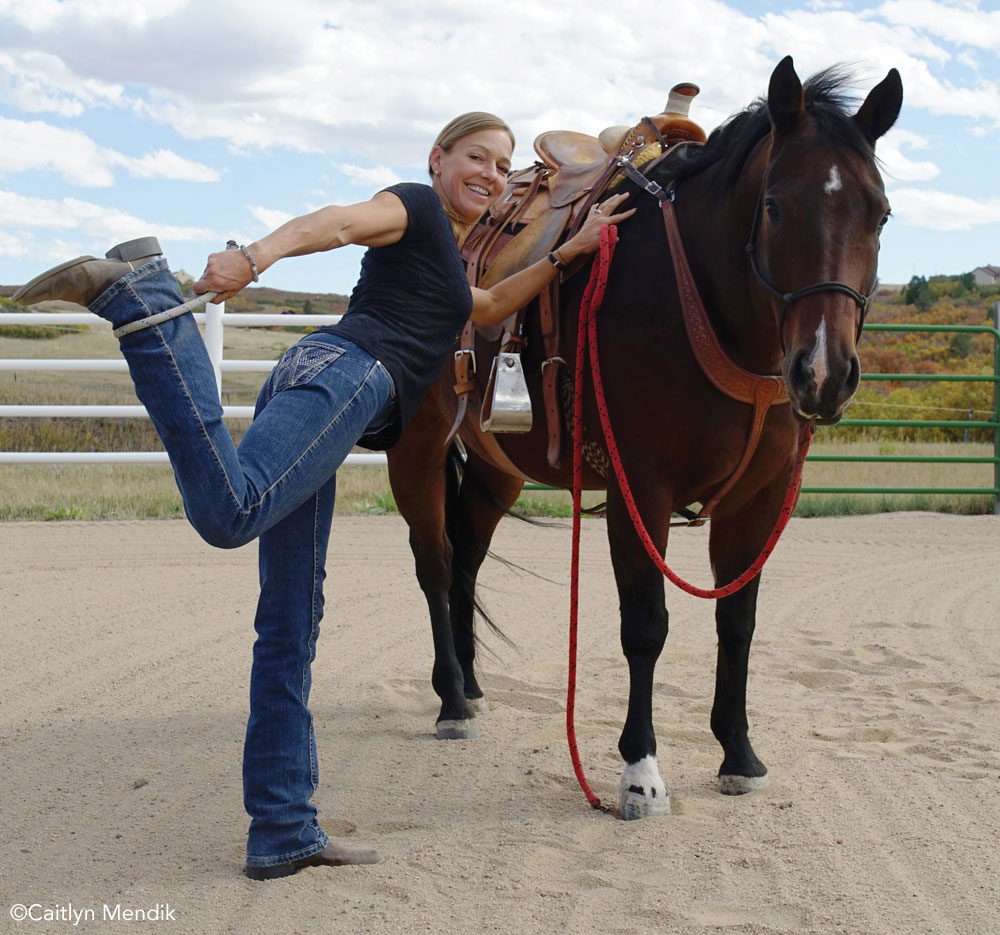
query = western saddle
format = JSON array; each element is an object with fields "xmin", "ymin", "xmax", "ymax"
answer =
[{"xmin": 450, "ymin": 83, "xmax": 707, "ymax": 473}]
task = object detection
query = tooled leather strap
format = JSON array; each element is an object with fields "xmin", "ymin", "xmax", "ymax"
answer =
[
  {"xmin": 660, "ymin": 198, "xmax": 789, "ymax": 525},
  {"xmin": 690, "ymin": 378, "xmax": 782, "ymax": 524},
  {"xmin": 538, "ymin": 283, "xmax": 564, "ymax": 467},
  {"xmin": 446, "ymin": 321, "xmax": 476, "ymax": 446}
]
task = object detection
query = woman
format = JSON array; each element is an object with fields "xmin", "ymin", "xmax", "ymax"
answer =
[{"xmin": 14, "ymin": 113, "xmax": 633, "ymax": 879}]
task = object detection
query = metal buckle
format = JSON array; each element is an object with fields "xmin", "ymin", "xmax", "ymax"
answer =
[{"xmin": 454, "ymin": 348, "xmax": 476, "ymax": 375}]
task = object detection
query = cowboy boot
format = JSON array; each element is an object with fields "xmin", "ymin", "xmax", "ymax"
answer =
[{"xmin": 12, "ymin": 237, "xmax": 163, "ymax": 307}]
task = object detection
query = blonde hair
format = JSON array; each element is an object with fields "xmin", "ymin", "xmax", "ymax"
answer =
[{"xmin": 427, "ymin": 112, "xmax": 515, "ymax": 177}]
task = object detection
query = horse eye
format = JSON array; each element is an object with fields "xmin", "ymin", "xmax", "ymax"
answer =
[
  {"xmin": 764, "ymin": 197, "xmax": 780, "ymax": 220},
  {"xmin": 879, "ymin": 211, "xmax": 891, "ymax": 229}
]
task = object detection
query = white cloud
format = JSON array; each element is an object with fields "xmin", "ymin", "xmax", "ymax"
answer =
[
  {"xmin": 0, "ymin": 117, "xmax": 114, "ymax": 185},
  {"xmin": 0, "ymin": 0, "xmax": 995, "ymax": 166},
  {"xmin": 108, "ymin": 149, "xmax": 221, "ymax": 183},
  {"xmin": 336, "ymin": 164, "xmax": 406, "ymax": 188},
  {"xmin": 0, "ymin": 190, "xmax": 219, "ymax": 242},
  {"xmin": 890, "ymin": 186, "xmax": 1000, "ymax": 230},
  {"xmin": 878, "ymin": 129, "xmax": 940, "ymax": 182},
  {"xmin": 247, "ymin": 205, "xmax": 295, "ymax": 231},
  {"xmin": 0, "ymin": 0, "xmax": 996, "ymax": 291},
  {"xmin": 0, "ymin": 50, "xmax": 123, "ymax": 116},
  {"xmin": 0, "ymin": 230, "xmax": 87, "ymax": 261},
  {"xmin": 0, "ymin": 0, "xmax": 770, "ymax": 164},
  {"xmin": 877, "ymin": 0, "xmax": 1000, "ymax": 52},
  {"xmin": 0, "ymin": 230, "xmax": 31, "ymax": 257},
  {"xmin": 0, "ymin": 117, "xmax": 219, "ymax": 185},
  {"xmin": 0, "ymin": 0, "xmax": 191, "ymax": 32}
]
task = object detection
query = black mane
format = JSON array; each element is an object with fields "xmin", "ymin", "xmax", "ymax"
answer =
[{"xmin": 656, "ymin": 66, "xmax": 876, "ymax": 193}]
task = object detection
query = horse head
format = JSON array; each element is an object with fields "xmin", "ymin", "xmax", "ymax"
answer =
[{"xmin": 750, "ymin": 56, "xmax": 902, "ymax": 424}]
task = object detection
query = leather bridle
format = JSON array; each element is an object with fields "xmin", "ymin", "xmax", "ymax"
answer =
[
  {"xmin": 617, "ymin": 155, "xmax": 878, "ymax": 350},
  {"xmin": 743, "ymin": 186, "xmax": 878, "ymax": 344}
]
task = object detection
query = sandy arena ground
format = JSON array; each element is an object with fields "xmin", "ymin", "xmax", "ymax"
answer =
[{"xmin": 1, "ymin": 513, "xmax": 998, "ymax": 934}]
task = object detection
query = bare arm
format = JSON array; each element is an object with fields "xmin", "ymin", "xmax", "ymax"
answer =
[
  {"xmin": 470, "ymin": 193, "xmax": 634, "ymax": 327},
  {"xmin": 193, "ymin": 191, "xmax": 409, "ymax": 302}
]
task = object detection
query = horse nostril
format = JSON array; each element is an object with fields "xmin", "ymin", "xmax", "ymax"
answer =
[
  {"xmin": 791, "ymin": 350, "xmax": 814, "ymax": 389},
  {"xmin": 845, "ymin": 354, "xmax": 860, "ymax": 395}
]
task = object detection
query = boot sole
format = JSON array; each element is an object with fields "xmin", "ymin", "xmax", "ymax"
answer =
[{"xmin": 12, "ymin": 256, "xmax": 97, "ymax": 304}]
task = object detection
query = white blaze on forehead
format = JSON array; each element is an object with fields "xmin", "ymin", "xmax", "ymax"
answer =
[
  {"xmin": 824, "ymin": 165, "xmax": 842, "ymax": 195},
  {"xmin": 808, "ymin": 316, "xmax": 830, "ymax": 388}
]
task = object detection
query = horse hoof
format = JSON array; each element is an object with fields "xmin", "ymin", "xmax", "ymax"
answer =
[
  {"xmin": 618, "ymin": 755, "xmax": 671, "ymax": 820},
  {"xmin": 719, "ymin": 773, "xmax": 768, "ymax": 795},
  {"xmin": 436, "ymin": 718, "xmax": 480, "ymax": 740},
  {"xmin": 620, "ymin": 787, "xmax": 671, "ymax": 820},
  {"xmin": 465, "ymin": 696, "xmax": 490, "ymax": 714}
]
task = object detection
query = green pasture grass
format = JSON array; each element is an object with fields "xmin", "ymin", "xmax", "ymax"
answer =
[
  {"xmin": 1, "ymin": 440, "xmax": 994, "ymax": 521},
  {"xmin": 0, "ymin": 463, "xmax": 405, "ymax": 521}
]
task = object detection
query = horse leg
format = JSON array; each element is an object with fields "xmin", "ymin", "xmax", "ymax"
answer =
[
  {"xmin": 606, "ymin": 484, "xmax": 672, "ymax": 819},
  {"xmin": 708, "ymin": 485, "xmax": 784, "ymax": 794},
  {"xmin": 387, "ymin": 402, "xmax": 476, "ymax": 740},
  {"xmin": 448, "ymin": 451, "xmax": 523, "ymax": 712}
]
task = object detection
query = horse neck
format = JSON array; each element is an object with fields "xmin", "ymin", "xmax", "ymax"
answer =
[{"xmin": 670, "ymin": 158, "xmax": 784, "ymax": 376}]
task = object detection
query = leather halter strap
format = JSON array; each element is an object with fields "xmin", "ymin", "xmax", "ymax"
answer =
[{"xmin": 744, "ymin": 186, "xmax": 877, "ymax": 342}]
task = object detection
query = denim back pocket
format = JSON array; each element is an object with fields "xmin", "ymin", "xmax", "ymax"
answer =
[{"xmin": 262, "ymin": 342, "xmax": 346, "ymax": 404}]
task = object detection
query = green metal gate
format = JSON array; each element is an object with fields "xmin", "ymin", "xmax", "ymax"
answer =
[{"xmin": 802, "ymin": 305, "xmax": 1000, "ymax": 514}]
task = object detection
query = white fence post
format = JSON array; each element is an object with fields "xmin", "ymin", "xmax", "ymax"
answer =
[{"xmin": 203, "ymin": 299, "xmax": 224, "ymax": 398}]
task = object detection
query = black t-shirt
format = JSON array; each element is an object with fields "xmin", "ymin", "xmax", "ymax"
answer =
[{"xmin": 316, "ymin": 182, "xmax": 472, "ymax": 449}]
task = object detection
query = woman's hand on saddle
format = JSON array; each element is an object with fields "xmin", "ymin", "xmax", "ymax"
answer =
[
  {"xmin": 193, "ymin": 247, "xmax": 257, "ymax": 304},
  {"xmin": 561, "ymin": 192, "xmax": 636, "ymax": 262}
]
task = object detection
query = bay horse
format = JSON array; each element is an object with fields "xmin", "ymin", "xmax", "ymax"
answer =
[{"xmin": 386, "ymin": 57, "xmax": 902, "ymax": 818}]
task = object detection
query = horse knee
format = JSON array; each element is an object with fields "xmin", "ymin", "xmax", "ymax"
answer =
[
  {"xmin": 620, "ymin": 600, "xmax": 668, "ymax": 659},
  {"xmin": 409, "ymin": 532, "xmax": 452, "ymax": 594}
]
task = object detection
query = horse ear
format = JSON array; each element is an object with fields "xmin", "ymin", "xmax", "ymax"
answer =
[
  {"xmin": 853, "ymin": 68, "xmax": 903, "ymax": 146},
  {"xmin": 767, "ymin": 55, "xmax": 805, "ymax": 136}
]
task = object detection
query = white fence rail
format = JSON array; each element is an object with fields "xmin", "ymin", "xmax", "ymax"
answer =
[{"xmin": 0, "ymin": 303, "xmax": 389, "ymax": 466}]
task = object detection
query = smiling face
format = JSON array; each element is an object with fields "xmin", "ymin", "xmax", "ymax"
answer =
[{"xmin": 429, "ymin": 127, "xmax": 513, "ymax": 226}]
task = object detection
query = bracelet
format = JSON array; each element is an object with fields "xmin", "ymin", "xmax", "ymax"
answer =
[
  {"xmin": 239, "ymin": 244, "xmax": 260, "ymax": 282},
  {"xmin": 547, "ymin": 250, "xmax": 566, "ymax": 270}
]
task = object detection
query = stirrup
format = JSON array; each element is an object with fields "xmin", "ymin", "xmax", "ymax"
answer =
[{"xmin": 113, "ymin": 292, "xmax": 218, "ymax": 338}]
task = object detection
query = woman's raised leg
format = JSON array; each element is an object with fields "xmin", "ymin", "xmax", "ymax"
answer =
[{"xmin": 87, "ymin": 258, "xmax": 392, "ymax": 547}]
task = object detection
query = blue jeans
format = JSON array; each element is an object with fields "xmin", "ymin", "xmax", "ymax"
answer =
[{"xmin": 93, "ymin": 259, "xmax": 396, "ymax": 867}]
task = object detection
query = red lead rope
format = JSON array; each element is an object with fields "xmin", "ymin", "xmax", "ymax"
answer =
[{"xmin": 567, "ymin": 224, "xmax": 813, "ymax": 810}]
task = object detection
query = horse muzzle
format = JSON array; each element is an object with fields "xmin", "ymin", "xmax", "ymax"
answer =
[{"xmin": 784, "ymin": 343, "xmax": 860, "ymax": 424}]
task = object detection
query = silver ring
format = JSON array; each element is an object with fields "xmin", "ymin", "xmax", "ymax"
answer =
[{"xmin": 592, "ymin": 206, "xmax": 602, "ymax": 214}]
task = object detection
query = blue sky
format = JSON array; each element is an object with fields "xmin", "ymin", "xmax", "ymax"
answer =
[{"xmin": 1, "ymin": 0, "xmax": 998, "ymax": 295}]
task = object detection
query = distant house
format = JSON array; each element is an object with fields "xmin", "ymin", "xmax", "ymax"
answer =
[{"xmin": 972, "ymin": 265, "xmax": 1000, "ymax": 286}]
